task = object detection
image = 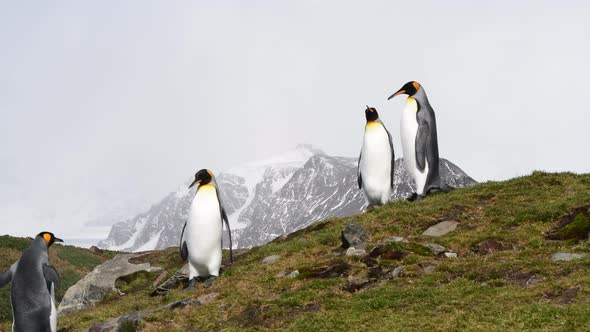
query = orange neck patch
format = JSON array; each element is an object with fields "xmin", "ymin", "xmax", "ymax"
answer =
[
  {"xmin": 43, "ymin": 233, "xmax": 51, "ymax": 246},
  {"xmin": 366, "ymin": 121, "xmax": 382, "ymax": 129}
]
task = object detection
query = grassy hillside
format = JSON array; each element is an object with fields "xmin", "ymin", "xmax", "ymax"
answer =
[
  {"xmin": 6, "ymin": 171, "xmax": 590, "ymax": 331},
  {"xmin": 0, "ymin": 236, "xmax": 115, "ymax": 329}
]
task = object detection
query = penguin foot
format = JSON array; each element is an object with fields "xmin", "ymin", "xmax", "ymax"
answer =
[
  {"xmin": 407, "ymin": 193, "xmax": 426, "ymax": 202},
  {"xmin": 203, "ymin": 276, "xmax": 217, "ymax": 288},
  {"xmin": 407, "ymin": 193, "xmax": 419, "ymax": 202},
  {"xmin": 184, "ymin": 277, "xmax": 198, "ymax": 291}
]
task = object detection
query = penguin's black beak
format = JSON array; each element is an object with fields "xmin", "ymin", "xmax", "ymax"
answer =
[
  {"xmin": 54, "ymin": 238, "xmax": 64, "ymax": 243},
  {"xmin": 188, "ymin": 179, "xmax": 201, "ymax": 189},
  {"xmin": 387, "ymin": 89, "xmax": 406, "ymax": 100}
]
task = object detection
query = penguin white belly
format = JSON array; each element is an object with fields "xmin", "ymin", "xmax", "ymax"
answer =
[
  {"xmin": 49, "ymin": 283, "xmax": 57, "ymax": 332},
  {"xmin": 401, "ymin": 100, "xmax": 429, "ymax": 195},
  {"xmin": 360, "ymin": 122, "xmax": 392, "ymax": 205},
  {"xmin": 185, "ymin": 185, "xmax": 223, "ymax": 279}
]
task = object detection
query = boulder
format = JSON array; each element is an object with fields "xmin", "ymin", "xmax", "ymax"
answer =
[
  {"xmin": 86, "ymin": 311, "xmax": 143, "ymax": 332},
  {"xmin": 341, "ymin": 221, "xmax": 368, "ymax": 249},
  {"xmin": 58, "ymin": 253, "xmax": 162, "ymax": 315},
  {"xmin": 422, "ymin": 221, "xmax": 458, "ymax": 237}
]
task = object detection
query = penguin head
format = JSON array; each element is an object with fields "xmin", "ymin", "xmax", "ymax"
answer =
[
  {"xmin": 37, "ymin": 231, "xmax": 63, "ymax": 247},
  {"xmin": 387, "ymin": 81, "xmax": 421, "ymax": 99},
  {"xmin": 365, "ymin": 106, "xmax": 379, "ymax": 122},
  {"xmin": 188, "ymin": 169, "xmax": 214, "ymax": 188}
]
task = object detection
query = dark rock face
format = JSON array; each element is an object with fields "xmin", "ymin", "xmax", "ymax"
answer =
[
  {"xmin": 99, "ymin": 145, "xmax": 476, "ymax": 251},
  {"xmin": 341, "ymin": 221, "xmax": 368, "ymax": 249},
  {"xmin": 546, "ymin": 206, "xmax": 590, "ymax": 241}
]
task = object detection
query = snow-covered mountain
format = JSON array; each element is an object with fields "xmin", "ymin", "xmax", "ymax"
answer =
[{"xmin": 98, "ymin": 145, "xmax": 476, "ymax": 251}]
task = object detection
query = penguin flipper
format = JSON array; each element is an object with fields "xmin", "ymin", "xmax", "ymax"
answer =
[
  {"xmin": 214, "ymin": 182, "xmax": 233, "ymax": 263},
  {"xmin": 221, "ymin": 207, "xmax": 233, "ymax": 263},
  {"xmin": 385, "ymin": 127, "xmax": 395, "ymax": 189},
  {"xmin": 179, "ymin": 221, "xmax": 188, "ymax": 261},
  {"xmin": 415, "ymin": 120, "xmax": 429, "ymax": 172},
  {"xmin": 42, "ymin": 264, "xmax": 60, "ymax": 290},
  {"xmin": 357, "ymin": 152, "xmax": 363, "ymax": 189},
  {"xmin": 0, "ymin": 260, "xmax": 17, "ymax": 288},
  {"xmin": 180, "ymin": 242, "xmax": 188, "ymax": 261}
]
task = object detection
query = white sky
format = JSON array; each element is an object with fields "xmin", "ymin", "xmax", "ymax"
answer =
[{"xmin": 1, "ymin": 1, "xmax": 589, "ymax": 239}]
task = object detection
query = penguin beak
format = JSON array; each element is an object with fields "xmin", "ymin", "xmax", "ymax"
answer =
[
  {"xmin": 54, "ymin": 238, "xmax": 64, "ymax": 243},
  {"xmin": 387, "ymin": 89, "xmax": 406, "ymax": 100},
  {"xmin": 188, "ymin": 179, "xmax": 201, "ymax": 189}
]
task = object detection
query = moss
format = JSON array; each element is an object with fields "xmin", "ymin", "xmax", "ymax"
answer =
[
  {"xmin": 554, "ymin": 213, "xmax": 590, "ymax": 240},
  {"xmin": 57, "ymin": 247, "xmax": 103, "ymax": 271}
]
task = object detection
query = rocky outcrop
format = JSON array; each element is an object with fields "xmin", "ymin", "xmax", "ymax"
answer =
[{"xmin": 58, "ymin": 253, "xmax": 162, "ymax": 315}]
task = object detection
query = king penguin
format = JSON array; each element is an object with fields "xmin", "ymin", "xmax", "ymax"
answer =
[
  {"xmin": 388, "ymin": 81, "xmax": 442, "ymax": 200},
  {"xmin": 180, "ymin": 169, "xmax": 233, "ymax": 289},
  {"xmin": 358, "ymin": 106, "xmax": 395, "ymax": 207},
  {"xmin": 0, "ymin": 231, "xmax": 63, "ymax": 332}
]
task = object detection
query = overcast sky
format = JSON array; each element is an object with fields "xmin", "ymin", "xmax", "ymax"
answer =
[{"xmin": 1, "ymin": 1, "xmax": 589, "ymax": 239}]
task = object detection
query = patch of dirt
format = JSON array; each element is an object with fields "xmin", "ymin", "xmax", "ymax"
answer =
[
  {"xmin": 473, "ymin": 239, "xmax": 520, "ymax": 255},
  {"xmin": 503, "ymin": 271, "xmax": 541, "ymax": 287},
  {"xmin": 301, "ymin": 262, "xmax": 351, "ymax": 279},
  {"xmin": 541, "ymin": 286, "xmax": 580, "ymax": 304}
]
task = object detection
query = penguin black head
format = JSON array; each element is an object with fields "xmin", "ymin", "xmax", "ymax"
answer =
[
  {"xmin": 37, "ymin": 231, "xmax": 63, "ymax": 247},
  {"xmin": 365, "ymin": 105, "xmax": 379, "ymax": 122},
  {"xmin": 188, "ymin": 169, "xmax": 213, "ymax": 188},
  {"xmin": 387, "ymin": 81, "xmax": 421, "ymax": 100}
]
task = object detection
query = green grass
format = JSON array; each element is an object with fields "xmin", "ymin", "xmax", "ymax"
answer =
[{"xmin": 5, "ymin": 171, "xmax": 590, "ymax": 331}]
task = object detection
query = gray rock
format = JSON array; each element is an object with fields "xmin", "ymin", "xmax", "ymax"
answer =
[
  {"xmin": 444, "ymin": 252, "xmax": 458, "ymax": 258},
  {"xmin": 422, "ymin": 221, "xmax": 459, "ymax": 237},
  {"xmin": 287, "ymin": 270, "xmax": 300, "ymax": 279},
  {"xmin": 345, "ymin": 247, "xmax": 367, "ymax": 257},
  {"xmin": 58, "ymin": 253, "xmax": 162, "ymax": 315},
  {"xmin": 341, "ymin": 221, "xmax": 368, "ymax": 249},
  {"xmin": 383, "ymin": 236, "xmax": 408, "ymax": 244},
  {"xmin": 421, "ymin": 265, "xmax": 436, "ymax": 274},
  {"xmin": 262, "ymin": 255, "xmax": 281, "ymax": 264},
  {"xmin": 551, "ymin": 252, "xmax": 587, "ymax": 261},
  {"xmin": 423, "ymin": 243, "xmax": 446, "ymax": 255},
  {"xmin": 389, "ymin": 266, "xmax": 405, "ymax": 278}
]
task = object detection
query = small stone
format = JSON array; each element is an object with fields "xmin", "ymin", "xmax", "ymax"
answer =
[
  {"xmin": 423, "ymin": 243, "xmax": 446, "ymax": 255},
  {"xmin": 287, "ymin": 270, "xmax": 300, "ymax": 279},
  {"xmin": 389, "ymin": 266, "xmax": 405, "ymax": 278},
  {"xmin": 383, "ymin": 236, "xmax": 408, "ymax": 244},
  {"xmin": 341, "ymin": 221, "xmax": 368, "ymax": 249},
  {"xmin": 551, "ymin": 252, "xmax": 586, "ymax": 261},
  {"xmin": 422, "ymin": 221, "xmax": 459, "ymax": 237},
  {"xmin": 421, "ymin": 265, "xmax": 436, "ymax": 274},
  {"xmin": 444, "ymin": 252, "xmax": 458, "ymax": 258},
  {"xmin": 275, "ymin": 271, "xmax": 287, "ymax": 278},
  {"xmin": 262, "ymin": 255, "xmax": 281, "ymax": 264},
  {"xmin": 346, "ymin": 247, "xmax": 367, "ymax": 257}
]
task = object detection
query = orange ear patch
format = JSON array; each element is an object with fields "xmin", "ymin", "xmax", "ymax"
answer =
[
  {"xmin": 207, "ymin": 170, "xmax": 214, "ymax": 177},
  {"xmin": 412, "ymin": 82, "xmax": 421, "ymax": 90},
  {"xmin": 43, "ymin": 233, "xmax": 52, "ymax": 245}
]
